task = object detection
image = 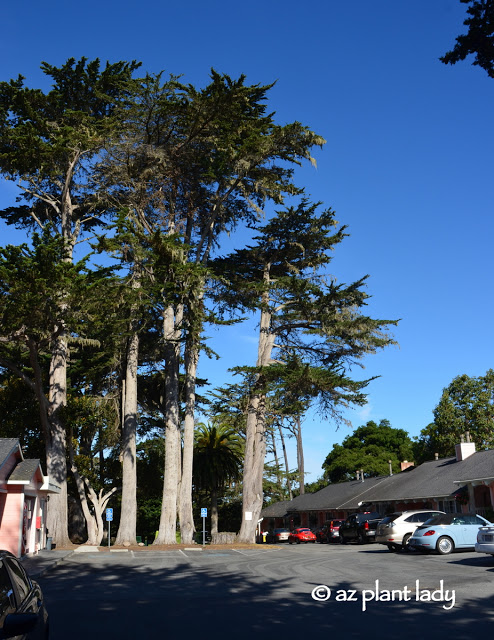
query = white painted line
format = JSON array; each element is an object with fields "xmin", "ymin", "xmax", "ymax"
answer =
[{"xmin": 110, "ymin": 549, "xmax": 129, "ymax": 553}]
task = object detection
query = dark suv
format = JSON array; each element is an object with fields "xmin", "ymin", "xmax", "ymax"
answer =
[{"xmin": 339, "ymin": 512, "xmax": 382, "ymax": 544}]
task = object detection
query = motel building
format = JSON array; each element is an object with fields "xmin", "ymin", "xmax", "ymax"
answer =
[{"xmin": 0, "ymin": 438, "xmax": 60, "ymax": 557}]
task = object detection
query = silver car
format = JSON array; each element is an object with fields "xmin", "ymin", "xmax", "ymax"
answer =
[
  {"xmin": 376, "ymin": 510, "xmax": 445, "ymax": 551},
  {"xmin": 268, "ymin": 528, "xmax": 290, "ymax": 543},
  {"xmin": 475, "ymin": 525, "xmax": 494, "ymax": 556}
]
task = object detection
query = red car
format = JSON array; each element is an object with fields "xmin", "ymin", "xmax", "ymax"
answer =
[{"xmin": 288, "ymin": 527, "xmax": 317, "ymax": 544}]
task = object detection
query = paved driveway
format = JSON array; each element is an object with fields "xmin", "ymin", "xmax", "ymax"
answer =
[{"xmin": 37, "ymin": 544, "xmax": 494, "ymax": 639}]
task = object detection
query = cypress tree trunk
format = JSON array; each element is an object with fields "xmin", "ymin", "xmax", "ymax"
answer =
[
  {"xmin": 46, "ymin": 333, "xmax": 71, "ymax": 546},
  {"xmin": 179, "ymin": 337, "xmax": 198, "ymax": 544},
  {"xmin": 295, "ymin": 416, "xmax": 305, "ymax": 495},
  {"xmin": 155, "ymin": 304, "xmax": 182, "ymax": 544},
  {"xmin": 278, "ymin": 423, "xmax": 293, "ymax": 501},
  {"xmin": 115, "ymin": 329, "xmax": 138, "ymax": 544},
  {"xmin": 270, "ymin": 429, "xmax": 284, "ymax": 498},
  {"xmin": 237, "ymin": 283, "xmax": 273, "ymax": 543},
  {"xmin": 211, "ymin": 486, "xmax": 219, "ymax": 536},
  {"xmin": 45, "ymin": 172, "xmax": 76, "ymax": 547}
]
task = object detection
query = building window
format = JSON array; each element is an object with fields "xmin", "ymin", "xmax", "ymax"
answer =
[{"xmin": 438, "ymin": 499, "xmax": 461, "ymax": 514}]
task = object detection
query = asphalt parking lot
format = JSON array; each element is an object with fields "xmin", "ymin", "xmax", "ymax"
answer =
[{"xmin": 35, "ymin": 542, "xmax": 494, "ymax": 639}]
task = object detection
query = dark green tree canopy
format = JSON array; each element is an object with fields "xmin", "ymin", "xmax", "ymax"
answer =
[
  {"xmin": 322, "ymin": 419, "xmax": 414, "ymax": 483},
  {"xmin": 193, "ymin": 422, "xmax": 243, "ymax": 492},
  {"xmin": 212, "ymin": 199, "xmax": 398, "ymax": 422},
  {"xmin": 0, "ymin": 57, "xmax": 140, "ymax": 239},
  {"xmin": 414, "ymin": 370, "xmax": 494, "ymax": 461},
  {"xmin": 441, "ymin": 1, "xmax": 494, "ymax": 78}
]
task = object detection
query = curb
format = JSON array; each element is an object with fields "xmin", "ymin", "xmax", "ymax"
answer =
[{"xmin": 22, "ymin": 550, "xmax": 75, "ymax": 579}]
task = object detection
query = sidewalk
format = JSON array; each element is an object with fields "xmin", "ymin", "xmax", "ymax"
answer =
[{"xmin": 20, "ymin": 549, "xmax": 75, "ymax": 578}]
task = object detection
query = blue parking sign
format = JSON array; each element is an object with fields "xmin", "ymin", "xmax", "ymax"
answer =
[
  {"xmin": 106, "ymin": 508, "xmax": 113, "ymax": 521},
  {"xmin": 201, "ymin": 508, "xmax": 207, "ymax": 518}
]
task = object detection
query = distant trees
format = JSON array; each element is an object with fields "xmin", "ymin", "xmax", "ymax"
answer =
[
  {"xmin": 441, "ymin": 0, "xmax": 494, "ymax": 78},
  {"xmin": 414, "ymin": 370, "xmax": 494, "ymax": 461},
  {"xmin": 322, "ymin": 420, "xmax": 414, "ymax": 483}
]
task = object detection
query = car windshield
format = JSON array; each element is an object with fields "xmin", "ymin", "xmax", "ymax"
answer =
[{"xmin": 357, "ymin": 512, "xmax": 381, "ymax": 521}]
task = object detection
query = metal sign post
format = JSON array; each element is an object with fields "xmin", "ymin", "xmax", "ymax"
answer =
[
  {"xmin": 106, "ymin": 508, "xmax": 113, "ymax": 548},
  {"xmin": 201, "ymin": 508, "xmax": 207, "ymax": 545}
]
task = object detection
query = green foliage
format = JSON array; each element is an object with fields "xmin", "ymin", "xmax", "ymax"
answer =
[
  {"xmin": 63, "ymin": 394, "xmax": 119, "ymax": 480},
  {"xmin": 0, "ymin": 232, "xmax": 76, "ymax": 340},
  {"xmin": 0, "ymin": 228, "xmax": 128, "ymax": 389},
  {"xmin": 414, "ymin": 370, "xmax": 494, "ymax": 461},
  {"xmin": 0, "ymin": 57, "xmax": 141, "ymax": 232},
  {"xmin": 213, "ymin": 199, "xmax": 398, "ymax": 424},
  {"xmin": 302, "ymin": 476, "xmax": 328, "ymax": 495},
  {"xmin": 0, "ymin": 57, "xmax": 403, "ymax": 539},
  {"xmin": 136, "ymin": 438, "xmax": 165, "ymax": 499},
  {"xmin": 136, "ymin": 497, "xmax": 163, "ymax": 541},
  {"xmin": 263, "ymin": 459, "xmax": 297, "ymax": 502},
  {"xmin": 214, "ymin": 499, "xmax": 243, "ymax": 532},
  {"xmin": 441, "ymin": 1, "xmax": 494, "ymax": 78},
  {"xmin": 193, "ymin": 422, "xmax": 244, "ymax": 494},
  {"xmin": 322, "ymin": 420, "xmax": 414, "ymax": 483},
  {"xmin": 0, "ymin": 375, "xmax": 45, "ymax": 459}
]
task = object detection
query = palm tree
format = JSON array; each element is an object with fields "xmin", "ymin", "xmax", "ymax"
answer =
[{"xmin": 193, "ymin": 423, "xmax": 244, "ymax": 535}]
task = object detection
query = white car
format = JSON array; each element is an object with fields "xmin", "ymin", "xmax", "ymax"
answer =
[
  {"xmin": 475, "ymin": 525, "xmax": 494, "ymax": 556},
  {"xmin": 376, "ymin": 510, "xmax": 445, "ymax": 551}
]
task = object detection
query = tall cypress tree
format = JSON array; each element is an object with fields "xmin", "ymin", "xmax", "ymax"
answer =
[
  {"xmin": 95, "ymin": 70, "xmax": 326, "ymax": 544},
  {"xmin": 212, "ymin": 200, "xmax": 399, "ymax": 542},
  {"xmin": 0, "ymin": 57, "xmax": 140, "ymax": 544}
]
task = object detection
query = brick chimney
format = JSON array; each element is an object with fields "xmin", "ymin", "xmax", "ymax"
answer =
[
  {"xmin": 455, "ymin": 432, "xmax": 476, "ymax": 462},
  {"xmin": 400, "ymin": 460, "xmax": 414, "ymax": 471}
]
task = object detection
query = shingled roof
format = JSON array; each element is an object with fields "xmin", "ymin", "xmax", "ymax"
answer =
[
  {"xmin": 264, "ymin": 448, "xmax": 494, "ymax": 514},
  {"xmin": 260, "ymin": 500, "xmax": 292, "ymax": 518},
  {"xmin": 286, "ymin": 475, "xmax": 393, "ymax": 512},
  {"xmin": 0, "ymin": 439, "xmax": 21, "ymax": 467},
  {"xmin": 452, "ymin": 448, "xmax": 494, "ymax": 483},
  {"xmin": 8, "ymin": 459, "xmax": 43, "ymax": 484}
]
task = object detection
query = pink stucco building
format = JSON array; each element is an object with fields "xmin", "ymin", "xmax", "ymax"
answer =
[{"xmin": 0, "ymin": 438, "xmax": 59, "ymax": 557}]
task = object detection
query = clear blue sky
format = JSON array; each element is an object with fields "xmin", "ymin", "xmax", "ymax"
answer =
[{"xmin": 1, "ymin": 1, "xmax": 493, "ymax": 481}]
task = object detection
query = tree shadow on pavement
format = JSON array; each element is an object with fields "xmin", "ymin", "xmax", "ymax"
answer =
[{"xmin": 38, "ymin": 553, "xmax": 494, "ymax": 640}]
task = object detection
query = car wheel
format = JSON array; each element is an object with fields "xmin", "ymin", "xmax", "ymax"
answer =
[
  {"xmin": 401, "ymin": 533, "xmax": 411, "ymax": 551},
  {"xmin": 340, "ymin": 535, "xmax": 346, "ymax": 545},
  {"xmin": 387, "ymin": 543, "xmax": 397, "ymax": 552},
  {"xmin": 436, "ymin": 536, "xmax": 454, "ymax": 555},
  {"xmin": 289, "ymin": 540, "xmax": 293, "ymax": 544},
  {"xmin": 358, "ymin": 533, "xmax": 366, "ymax": 545},
  {"xmin": 296, "ymin": 539, "xmax": 300, "ymax": 544}
]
